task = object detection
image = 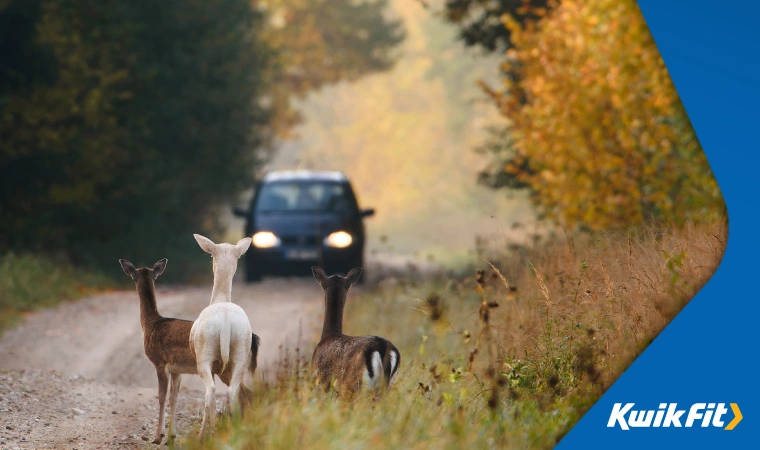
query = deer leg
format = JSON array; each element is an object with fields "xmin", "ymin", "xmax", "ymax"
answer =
[
  {"xmin": 167, "ymin": 373, "xmax": 181, "ymax": 441},
  {"xmin": 153, "ymin": 367, "xmax": 169, "ymax": 444},
  {"xmin": 227, "ymin": 365, "xmax": 245, "ymax": 418},
  {"xmin": 227, "ymin": 343, "xmax": 251, "ymax": 418},
  {"xmin": 218, "ymin": 371, "xmax": 231, "ymax": 415},
  {"xmin": 197, "ymin": 366, "xmax": 216, "ymax": 440},
  {"xmin": 238, "ymin": 366, "xmax": 255, "ymax": 413}
]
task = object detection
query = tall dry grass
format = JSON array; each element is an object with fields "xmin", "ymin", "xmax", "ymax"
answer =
[
  {"xmin": 189, "ymin": 219, "xmax": 726, "ymax": 450},
  {"xmin": 475, "ymin": 219, "xmax": 726, "ymax": 398}
]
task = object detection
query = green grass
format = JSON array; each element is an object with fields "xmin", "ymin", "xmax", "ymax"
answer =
[
  {"xmin": 183, "ymin": 219, "xmax": 726, "ymax": 450},
  {"xmin": 0, "ymin": 253, "xmax": 115, "ymax": 333},
  {"xmin": 178, "ymin": 275, "xmax": 588, "ymax": 450}
]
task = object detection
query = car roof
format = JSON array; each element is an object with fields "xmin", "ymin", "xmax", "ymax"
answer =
[{"xmin": 261, "ymin": 170, "xmax": 347, "ymax": 183}]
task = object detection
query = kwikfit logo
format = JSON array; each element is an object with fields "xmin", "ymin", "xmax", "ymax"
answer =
[{"xmin": 607, "ymin": 403, "xmax": 742, "ymax": 430}]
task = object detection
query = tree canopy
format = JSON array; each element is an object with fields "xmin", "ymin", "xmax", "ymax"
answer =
[
  {"xmin": 475, "ymin": 0, "xmax": 724, "ymax": 230},
  {"xmin": 260, "ymin": 0, "xmax": 405, "ymax": 138},
  {"xmin": 443, "ymin": 0, "xmax": 552, "ymax": 52},
  {"xmin": 0, "ymin": 0, "xmax": 404, "ymax": 278}
]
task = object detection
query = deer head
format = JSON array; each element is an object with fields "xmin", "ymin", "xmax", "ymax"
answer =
[
  {"xmin": 120, "ymin": 258, "xmax": 167, "ymax": 284},
  {"xmin": 194, "ymin": 234, "xmax": 251, "ymax": 303},
  {"xmin": 311, "ymin": 266, "xmax": 362, "ymax": 338}
]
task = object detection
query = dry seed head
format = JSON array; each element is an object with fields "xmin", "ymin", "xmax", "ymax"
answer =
[
  {"xmin": 468, "ymin": 348, "xmax": 478, "ymax": 369},
  {"xmin": 487, "ymin": 389, "xmax": 499, "ymax": 410},
  {"xmin": 429, "ymin": 365, "xmax": 442, "ymax": 383},
  {"xmin": 479, "ymin": 303, "xmax": 490, "ymax": 324},
  {"xmin": 424, "ymin": 293, "xmax": 445, "ymax": 321},
  {"xmin": 529, "ymin": 262, "xmax": 550, "ymax": 301},
  {"xmin": 475, "ymin": 269, "xmax": 487, "ymax": 287}
]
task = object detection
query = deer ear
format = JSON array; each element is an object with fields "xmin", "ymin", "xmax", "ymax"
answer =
[
  {"xmin": 311, "ymin": 266, "xmax": 329, "ymax": 287},
  {"xmin": 345, "ymin": 267, "xmax": 362, "ymax": 286},
  {"xmin": 119, "ymin": 259, "xmax": 138, "ymax": 279},
  {"xmin": 194, "ymin": 234, "xmax": 216, "ymax": 254},
  {"xmin": 152, "ymin": 258, "xmax": 168, "ymax": 280},
  {"xmin": 235, "ymin": 237, "xmax": 252, "ymax": 258}
]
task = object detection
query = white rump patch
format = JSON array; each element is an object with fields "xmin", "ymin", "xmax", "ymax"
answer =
[
  {"xmin": 362, "ymin": 351, "xmax": 383, "ymax": 390},
  {"xmin": 389, "ymin": 351, "xmax": 399, "ymax": 385}
]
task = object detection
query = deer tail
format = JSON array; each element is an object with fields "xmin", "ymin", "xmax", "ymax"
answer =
[{"xmin": 220, "ymin": 325, "xmax": 231, "ymax": 373}]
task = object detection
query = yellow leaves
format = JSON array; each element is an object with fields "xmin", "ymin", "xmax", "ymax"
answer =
[
  {"xmin": 501, "ymin": 13, "xmax": 523, "ymax": 36},
  {"xmin": 487, "ymin": 0, "xmax": 723, "ymax": 229},
  {"xmin": 530, "ymin": 75, "xmax": 545, "ymax": 94}
]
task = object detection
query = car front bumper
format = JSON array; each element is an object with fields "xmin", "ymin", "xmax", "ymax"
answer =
[{"xmin": 247, "ymin": 245, "xmax": 362, "ymax": 275}]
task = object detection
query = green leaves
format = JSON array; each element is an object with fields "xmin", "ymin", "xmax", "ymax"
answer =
[
  {"xmin": 0, "ymin": 0, "xmax": 272, "ymax": 278},
  {"xmin": 1, "ymin": 0, "xmax": 406, "ymax": 278},
  {"xmin": 664, "ymin": 249, "xmax": 686, "ymax": 287}
]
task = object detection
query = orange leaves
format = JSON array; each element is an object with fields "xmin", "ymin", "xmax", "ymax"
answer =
[{"xmin": 484, "ymin": 0, "xmax": 723, "ymax": 230}]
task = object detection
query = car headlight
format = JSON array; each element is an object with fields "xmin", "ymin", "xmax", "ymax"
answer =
[
  {"xmin": 252, "ymin": 231, "xmax": 281, "ymax": 248},
  {"xmin": 324, "ymin": 231, "xmax": 352, "ymax": 248}
]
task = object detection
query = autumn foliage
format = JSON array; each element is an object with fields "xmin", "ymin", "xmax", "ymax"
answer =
[{"xmin": 480, "ymin": 0, "xmax": 723, "ymax": 230}]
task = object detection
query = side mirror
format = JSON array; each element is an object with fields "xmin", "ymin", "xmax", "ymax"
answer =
[
  {"xmin": 233, "ymin": 206, "xmax": 248, "ymax": 218},
  {"xmin": 359, "ymin": 208, "xmax": 375, "ymax": 218}
]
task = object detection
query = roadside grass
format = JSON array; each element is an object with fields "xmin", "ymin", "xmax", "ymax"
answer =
[
  {"xmin": 0, "ymin": 253, "xmax": 116, "ymax": 333},
  {"xmin": 187, "ymin": 219, "xmax": 726, "ymax": 450}
]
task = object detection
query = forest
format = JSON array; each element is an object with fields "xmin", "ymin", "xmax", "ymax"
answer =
[
  {"xmin": 0, "ymin": 0, "xmax": 729, "ymax": 448},
  {"xmin": 0, "ymin": 0, "xmax": 403, "ymax": 278}
]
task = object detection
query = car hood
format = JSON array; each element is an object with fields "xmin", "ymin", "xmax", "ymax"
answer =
[{"xmin": 254, "ymin": 211, "xmax": 354, "ymax": 236}]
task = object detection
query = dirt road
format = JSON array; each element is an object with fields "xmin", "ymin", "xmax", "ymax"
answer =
[
  {"xmin": 0, "ymin": 254, "xmax": 438, "ymax": 449},
  {"xmin": 0, "ymin": 276, "xmax": 338, "ymax": 449}
]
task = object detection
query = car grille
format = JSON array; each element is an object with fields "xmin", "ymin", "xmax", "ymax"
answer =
[{"xmin": 279, "ymin": 235, "xmax": 319, "ymax": 246}]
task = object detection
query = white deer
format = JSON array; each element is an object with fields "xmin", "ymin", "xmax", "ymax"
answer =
[{"xmin": 189, "ymin": 234, "xmax": 255, "ymax": 440}]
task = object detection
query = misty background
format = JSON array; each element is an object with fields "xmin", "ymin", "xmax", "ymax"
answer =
[
  {"xmin": 1, "ymin": 0, "xmax": 722, "ymax": 281},
  {"xmin": 234, "ymin": 0, "xmax": 535, "ymax": 264}
]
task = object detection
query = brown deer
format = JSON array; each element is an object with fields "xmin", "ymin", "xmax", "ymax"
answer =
[
  {"xmin": 310, "ymin": 267, "xmax": 400, "ymax": 395},
  {"xmin": 119, "ymin": 258, "xmax": 259, "ymax": 444}
]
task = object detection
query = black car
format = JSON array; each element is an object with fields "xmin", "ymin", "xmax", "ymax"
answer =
[{"xmin": 233, "ymin": 170, "xmax": 375, "ymax": 282}]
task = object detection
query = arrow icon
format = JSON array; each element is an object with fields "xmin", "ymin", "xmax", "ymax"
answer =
[{"xmin": 725, "ymin": 403, "xmax": 742, "ymax": 430}]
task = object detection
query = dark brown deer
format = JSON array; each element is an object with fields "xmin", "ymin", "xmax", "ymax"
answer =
[
  {"xmin": 119, "ymin": 258, "xmax": 259, "ymax": 444},
  {"xmin": 310, "ymin": 267, "xmax": 400, "ymax": 395}
]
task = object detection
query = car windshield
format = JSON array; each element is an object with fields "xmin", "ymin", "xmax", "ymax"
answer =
[{"xmin": 255, "ymin": 181, "xmax": 355, "ymax": 213}]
